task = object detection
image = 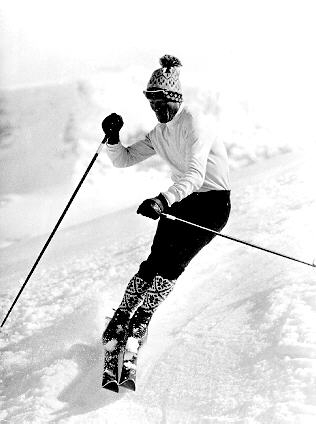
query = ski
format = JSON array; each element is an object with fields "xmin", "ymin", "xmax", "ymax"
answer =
[
  {"xmin": 119, "ymin": 333, "xmax": 147, "ymax": 391},
  {"xmin": 101, "ymin": 315, "xmax": 127, "ymax": 393},
  {"xmin": 102, "ymin": 340, "xmax": 125, "ymax": 392}
]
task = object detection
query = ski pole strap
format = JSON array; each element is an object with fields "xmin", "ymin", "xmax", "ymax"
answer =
[{"xmin": 161, "ymin": 213, "xmax": 316, "ymax": 269}]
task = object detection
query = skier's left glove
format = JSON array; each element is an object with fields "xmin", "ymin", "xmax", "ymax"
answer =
[
  {"xmin": 102, "ymin": 113, "xmax": 124, "ymax": 145},
  {"xmin": 137, "ymin": 193, "xmax": 169, "ymax": 220}
]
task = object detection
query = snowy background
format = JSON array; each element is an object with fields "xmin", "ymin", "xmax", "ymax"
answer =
[{"xmin": 1, "ymin": 0, "xmax": 316, "ymax": 423}]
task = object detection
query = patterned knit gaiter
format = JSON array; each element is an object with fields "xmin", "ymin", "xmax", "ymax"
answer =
[
  {"xmin": 141, "ymin": 275, "xmax": 176, "ymax": 314},
  {"xmin": 118, "ymin": 274, "xmax": 151, "ymax": 313}
]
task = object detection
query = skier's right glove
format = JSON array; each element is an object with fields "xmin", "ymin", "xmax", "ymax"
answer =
[
  {"xmin": 102, "ymin": 113, "xmax": 124, "ymax": 145},
  {"xmin": 137, "ymin": 193, "xmax": 169, "ymax": 220}
]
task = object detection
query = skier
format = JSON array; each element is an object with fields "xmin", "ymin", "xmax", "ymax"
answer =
[{"xmin": 101, "ymin": 55, "xmax": 231, "ymax": 348}]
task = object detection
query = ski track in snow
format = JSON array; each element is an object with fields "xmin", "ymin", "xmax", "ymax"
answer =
[{"xmin": 1, "ymin": 152, "xmax": 316, "ymax": 424}]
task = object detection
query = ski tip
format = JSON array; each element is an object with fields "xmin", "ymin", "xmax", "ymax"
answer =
[
  {"xmin": 102, "ymin": 381, "xmax": 119, "ymax": 393},
  {"xmin": 120, "ymin": 379, "xmax": 136, "ymax": 392}
]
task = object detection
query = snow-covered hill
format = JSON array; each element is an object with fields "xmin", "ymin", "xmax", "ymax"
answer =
[{"xmin": 1, "ymin": 151, "xmax": 316, "ymax": 423}]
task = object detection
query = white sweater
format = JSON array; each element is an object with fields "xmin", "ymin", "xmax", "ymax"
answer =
[{"xmin": 105, "ymin": 105, "xmax": 231, "ymax": 206}]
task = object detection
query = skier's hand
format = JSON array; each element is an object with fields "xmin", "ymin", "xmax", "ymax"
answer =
[
  {"xmin": 102, "ymin": 113, "xmax": 124, "ymax": 145},
  {"xmin": 137, "ymin": 193, "xmax": 169, "ymax": 220}
]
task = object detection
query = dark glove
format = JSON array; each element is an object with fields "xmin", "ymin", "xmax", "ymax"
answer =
[
  {"xmin": 137, "ymin": 193, "xmax": 169, "ymax": 220},
  {"xmin": 102, "ymin": 113, "xmax": 124, "ymax": 145}
]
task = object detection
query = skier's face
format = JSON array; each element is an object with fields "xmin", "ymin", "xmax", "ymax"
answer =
[{"xmin": 148, "ymin": 99, "xmax": 180, "ymax": 123}]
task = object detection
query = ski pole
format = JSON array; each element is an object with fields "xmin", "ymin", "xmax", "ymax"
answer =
[
  {"xmin": 1, "ymin": 136, "xmax": 109, "ymax": 329},
  {"xmin": 161, "ymin": 213, "xmax": 316, "ymax": 269}
]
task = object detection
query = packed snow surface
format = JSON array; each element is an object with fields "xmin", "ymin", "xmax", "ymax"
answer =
[{"xmin": 1, "ymin": 151, "xmax": 316, "ymax": 423}]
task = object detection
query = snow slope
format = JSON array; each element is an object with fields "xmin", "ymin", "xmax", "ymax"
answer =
[{"xmin": 1, "ymin": 151, "xmax": 316, "ymax": 424}]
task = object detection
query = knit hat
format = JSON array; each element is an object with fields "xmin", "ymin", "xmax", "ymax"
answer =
[{"xmin": 143, "ymin": 55, "xmax": 183, "ymax": 102}]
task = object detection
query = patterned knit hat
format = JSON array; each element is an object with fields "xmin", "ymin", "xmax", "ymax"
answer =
[{"xmin": 143, "ymin": 55, "xmax": 183, "ymax": 102}]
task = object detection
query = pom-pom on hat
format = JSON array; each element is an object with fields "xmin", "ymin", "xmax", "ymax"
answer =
[{"xmin": 144, "ymin": 55, "xmax": 183, "ymax": 102}]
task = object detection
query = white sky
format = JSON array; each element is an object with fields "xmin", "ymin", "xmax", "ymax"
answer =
[
  {"xmin": 1, "ymin": 0, "xmax": 315, "ymax": 85},
  {"xmin": 1, "ymin": 0, "xmax": 316, "ymax": 137}
]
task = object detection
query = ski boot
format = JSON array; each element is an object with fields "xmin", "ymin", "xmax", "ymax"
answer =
[
  {"xmin": 102, "ymin": 308, "xmax": 130, "ymax": 392},
  {"xmin": 119, "ymin": 308, "xmax": 152, "ymax": 391},
  {"xmin": 129, "ymin": 307, "xmax": 152, "ymax": 341},
  {"xmin": 102, "ymin": 308, "xmax": 130, "ymax": 345}
]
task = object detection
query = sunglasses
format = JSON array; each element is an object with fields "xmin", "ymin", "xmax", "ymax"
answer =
[{"xmin": 143, "ymin": 90, "xmax": 167, "ymax": 100}]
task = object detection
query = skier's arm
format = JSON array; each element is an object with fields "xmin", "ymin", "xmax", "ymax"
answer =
[
  {"xmin": 162, "ymin": 119, "xmax": 214, "ymax": 206},
  {"xmin": 105, "ymin": 135, "xmax": 156, "ymax": 168},
  {"xmin": 102, "ymin": 113, "xmax": 156, "ymax": 167}
]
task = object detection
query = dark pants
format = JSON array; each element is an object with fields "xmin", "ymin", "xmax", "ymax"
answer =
[{"xmin": 138, "ymin": 190, "xmax": 231, "ymax": 281}]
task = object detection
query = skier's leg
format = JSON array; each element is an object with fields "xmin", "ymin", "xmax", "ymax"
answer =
[
  {"xmin": 118, "ymin": 274, "xmax": 151, "ymax": 313},
  {"xmin": 128, "ymin": 190, "xmax": 231, "ymax": 338},
  {"xmin": 102, "ymin": 274, "xmax": 151, "ymax": 343},
  {"xmin": 129, "ymin": 275, "xmax": 176, "ymax": 339},
  {"xmin": 139, "ymin": 190, "xmax": 231, "ymax": 280},
  {"xmin": 142, "ymin": 275, "xmax": 176, "ymax": 315}
]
